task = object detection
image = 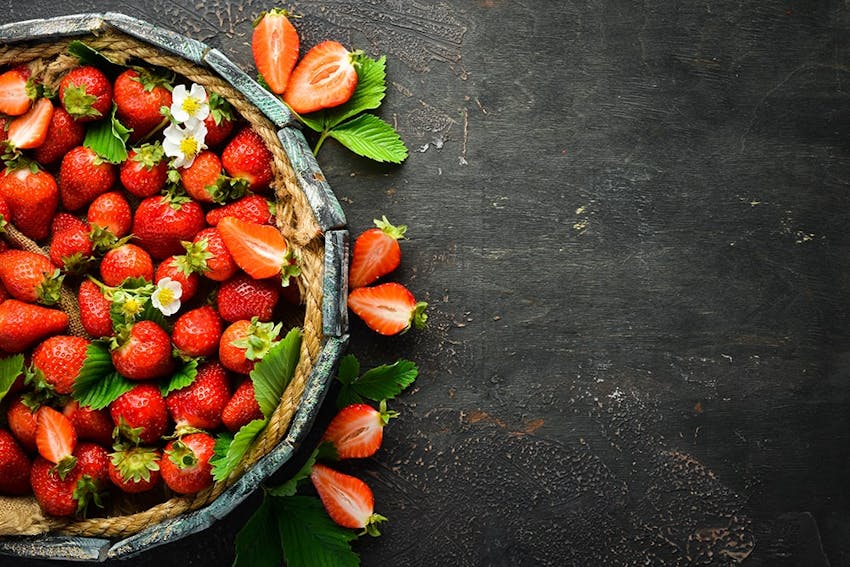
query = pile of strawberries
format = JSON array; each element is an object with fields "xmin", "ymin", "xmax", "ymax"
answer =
[{"xmin": 0, "ymin": 55, "xmax": 304, "ymax": 517}]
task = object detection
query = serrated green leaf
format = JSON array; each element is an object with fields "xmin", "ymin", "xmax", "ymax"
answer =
[
  {"xmin": 233, "ymin": 494, "xmax": 284, "ymax": 567},
  {"xmin": 267, "ymin": 447, "xmax": 319, "ymax": 497},
  {"xmin": 211, "ymin": 419, "xmax": 266, "ymax": 482},
  {"xmin": 0, "ymin": 354, "xmax": 24, "ymax": 405},
  {"xmin": 84, "ymin": 103, "xmax": 131, "ymax": 164},
  {"xmin": 335, "ymin": 354, "xmax": 360, "ymax": 386},
  {"xmin": 250, "ymin": 328, "xmax": 302, "ymax": 419},
  {"xmin": 335, "ymin": 384, "xmax": 364, "ymax": 409},
  {"xmin": 67, "ymin": 40, "xmax": 123, "ymax": 74},
  {"xmin": 300, "ymin": 54, "xmax": 387, "ymax": 133},
  {"xmin": 72, "ymin": 343, "xmax": 134, "ymax": 409},
  {"xmin": 352, "ymin": 360, "xmax": 418, "ymax": 402},
  {"xmin": 328, "ymin": 114, "xmax": 408, "ymax": 163},
  {"xmin": 274, "ymin": 495, "xmax": 360, "ymax": 567},
  {"xmin": 159, "ymin": 358, "xmax": 198, "ymax": 396}
]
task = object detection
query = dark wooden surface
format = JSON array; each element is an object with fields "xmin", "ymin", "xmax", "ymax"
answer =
[{"xmin": 3, "ymin": 1, "xmax": 850, "ymax": 565}]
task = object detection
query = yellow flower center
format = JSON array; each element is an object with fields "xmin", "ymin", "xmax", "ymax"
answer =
[
  {"xmin": 182, "ymin": 96, "xmax": 201, "ymax": 116},
  {"xmin": 157, "ymin": 288, "xmax": 175, "ymax": 305},
  {"xmin": 122, "ymin": 298, "xmax": 141, "ymax": 316},
  {"xmin": 179, "ymin": 136, "xmax": 198, "ymax": 157}
]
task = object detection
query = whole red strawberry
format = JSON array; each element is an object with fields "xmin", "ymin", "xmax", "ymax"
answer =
[
  {"xmin": 349, "ymin": 216, "xmax": 406, "ymax": 289},
  {"xmin": 0, "ymin": 300, "xmax": 68, "ymax": 352},
  {"xmin": 132, "ymin": 193, "xmax": 206, "ymax": 260},
  {"xmin": 88, "ymin": 191, "xmax": 132, "ymax": 240},
  {"xmin": 172, "ymin": 305, "xmax": 223, "ymax": 358},
  {"xmin": 78, "ymin": 279, "xmax": 113, "ymax": 338},
  {"xmin": 221, "ymin": 128, "xmax": 273, "ymax": 193},
  {"xmin": 188, "ymin": 227, "xmax": 238, "ymax": 282},
  {"xmin": 59, "ymin": 65, "xmax": 112, "ymax": 122},
  {"xmin": 155, "ymin": 256, "xmax": 200, "ymax": 304},
  {"xmin": 74, "ymin": 441, "xmax": 110, "ymax": 498},
  {"xmin": 0, "ymin": 429, "xmax": 31, "ymax": 495},
  {"xmin": 32, "ymin": 107, "xmax": 85, "ymax": 166},
  {"xmin": 31, "ymin": 442, "xmax": 108, "ymax": 517},
  {"xmin": 166, "ymin": 361, "xmax": 230, "ymax": 431},
  {"xmin": 206, "ymin": 194, "xmax": 275, "ymax": 226},
  {"xmin": 7, "ymin": 396, "xmax": 38, "ymax": 452},
  {"xmin": 203, "ymin": 92, "xmax": 236, "ymax": 148},
  {"xmin": 63, "ymin": 401, "xmax": 113, "ymax": 447},
  {"xmin": 160, "ymin": 432, "xmax": 215, "ymax": 495},
  {"xmin": 30, "ymin": 457, "xmax": 78, "ymax": 516},
  {"xmin": 111, "ymin": 320, "xmax": 174, "ymax": 381},
  {"xmin": 120, "ymin": 143, "xmax": 169, "ymax": 198},
  {"xmin": 31, "ymin": 335, "xmax": 90, "ymax": 396},
  {"xmin": 59, "ymin": 146, "xmax": 117, "ymax": 211},
  {"xmin": 51, "ymin": 212, "xmax": 88, "ymax": 236},
  {"xmin": 110, "ymin": 383, "xmax": 169, "ymax": 445},
  {"xmin": 100, "ymin": 243, "xmax": 154, "ymax": 287},
  {"xmin": 219, "ymin": 318, "xmax": 280, "ymax": 374},
  {"xmin": 221, "ymin": 378, "xmax": 263, "ymax": 432},
  {"xmin": 108, "ymin": 445, "xmax": 161, "ymax": 493},
  {"xmin": 0, "ymin": 249, "xmax": 63, "ymax": 305},
  {"xmin": 180, "ymin": 150, "xmax": 227, "ymax": 203},
  {"xmin": 113, "ymin": 68, "xmax": 172, "ymax": 141},
  {"xmin": 0, "ymin": 193, "xmax": 9, "ymax": 228},
  {"xmin": 0, "ymin": 165, "xmax": 59, "ymax": 241},
  {"xmin": 217, "ymin": 273, "xmax": 279, "ymax": 322},
  {"xmin": 49, "ymin": 226, "xmax": 94, "ymax": 274}
]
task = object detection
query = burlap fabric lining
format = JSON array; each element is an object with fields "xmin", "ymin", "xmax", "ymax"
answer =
[{"xmin": 0, "ymin": 30, "xmax": 325, "ymax": 538}]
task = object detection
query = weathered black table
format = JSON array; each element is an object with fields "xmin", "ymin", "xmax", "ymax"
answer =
[{"xmin": 6, "ymin": 1, "xmax": 849, "ymax": 565}]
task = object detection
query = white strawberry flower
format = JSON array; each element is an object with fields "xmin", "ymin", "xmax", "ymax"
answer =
[
  {"xmin": 170, "ymin": 83, "xmax": 210, "ymax": 123},
  {"xmin": 151, "ymin": 277, "xmax": 183, "ymax": 316},
  {"xmin": 162, "ymin": 118, "xmax": 207, "ymax": 168}
]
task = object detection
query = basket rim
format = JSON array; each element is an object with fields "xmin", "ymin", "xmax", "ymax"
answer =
[{"xmin": 0, "ymin": 12, "xmax": 350, "ymax": 561}]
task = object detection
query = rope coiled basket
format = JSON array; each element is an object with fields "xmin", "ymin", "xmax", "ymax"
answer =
[{"xmin": 0, "ymin": 13, "xmax": 349, "ymax": 562}]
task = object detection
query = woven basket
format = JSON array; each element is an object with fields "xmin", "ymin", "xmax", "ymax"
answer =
[{"xmin": 0, "ymin": 13, "xmax": 349, "ymax": 562}]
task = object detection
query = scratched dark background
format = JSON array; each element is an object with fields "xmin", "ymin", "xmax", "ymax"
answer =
[{"xmin": 2, "ymin": 0, "xmax": 849, "ymax": 565}]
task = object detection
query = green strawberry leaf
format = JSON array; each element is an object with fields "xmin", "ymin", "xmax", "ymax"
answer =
[
  {"xmin": 84, "ymin": 103, "xmax": 132, "ymax": 164},
  {"xmin": 210, "ymin": 418, "xmax": 267, "ymax": 482},
  {"xmin": 72, "ymin": 343, "xmax": 134, "ymax": 409},
  {"xmin": 274, "ymin": 495, "xmax": 360, "ymax": 567},
  {"xmin": 335, "ymin": 354, "xmax": 360, "ymax": 385},
  {"xmin": 0, "ymin": 353, "xmax": 24, "ymax": 405},
  {"xmin": 250, "ymin": 327, "xmax": 302, "ymax": 420},
  {"xmin": 327, "ymin": 113, "xmax": 408, "ymax": 164},
  {"xmin": 67, "ymin": 40, "xmax": 124, "ymax": 75},
  {"xmin": 335, "ymin": 357, "xmax": 418, "ymax": 409},
  {"xmin": 159, "ymin": 357, "xmax": 198, "ymax": 397},
  {"xmin": 233, "ymin": 494, "xmax": 284, "ymax": 567},
  {"xmin": 300, "ymin": 54, "xmax": 387, "ymax": 133}
]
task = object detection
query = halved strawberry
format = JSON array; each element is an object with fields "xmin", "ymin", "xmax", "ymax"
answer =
[
  {"xmin": 347, "ymin": 282, "xmax": 427, "ymax": 336},
  {"xmin": 283, "ymin": 41, "xmax": 358, "ymax": 115},
  {"xmin": 0, "ymin": 66, "xmax": 32, "ymax": 116},
  {"xmin": 6, "ymin": 98, "xmax": 54, "ymax": 150},
  {"xmin": 35, "ymin": 406, "xmax": 77, "ymax": 479},
  {"xmin": 322, "ymin": 402, "xmax": 397, "ymax": 459},
  {"xmin": 252, "ymin": 8, "xmax": 300, "ymax": 95},
  {"xmin": 349, "ymin": 216, "xmax": 406, "ymax": 289},
  {"xmin": 217, "ymin": 216, "xmax": 300, "ymax": 284},
  {"xmin": 310, "ymin": 462, "xmax": 387, "ymax": 534}
]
